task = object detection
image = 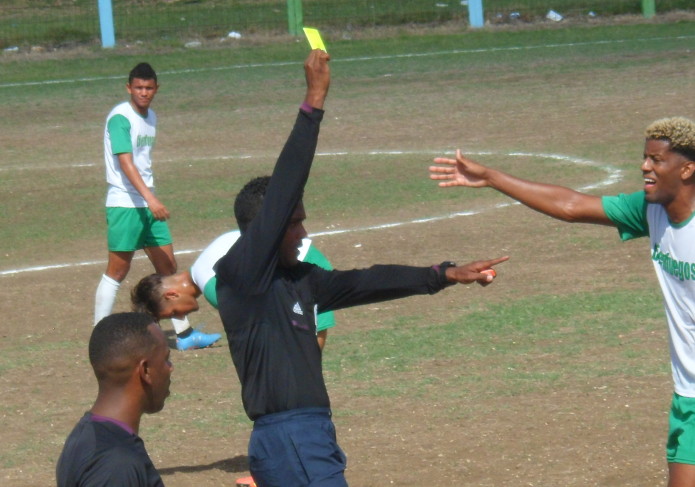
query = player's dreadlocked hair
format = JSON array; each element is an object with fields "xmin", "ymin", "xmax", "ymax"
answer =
[
  {"xmin": 645, "ymin": 117, "xmax": 695, "ymax": 162},
  {"xmin": 234, "ymin": 176, "xmax": 271, "ymax": 233},
  {"xmin": 131, "ymin": 274, "xmax": 166, "ymax": 319}
]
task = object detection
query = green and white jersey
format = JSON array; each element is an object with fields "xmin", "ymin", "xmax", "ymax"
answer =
[
  {"xmin": 190, "ymin": 231, "xmax": 337, "ymax": 332},
  {"xmin": 103, "ymin": 101, "xmax": 157, "ymax": 208},
  {"xmin": 603, "ymin": 190, "xmax": 695, "ymax": 397}
]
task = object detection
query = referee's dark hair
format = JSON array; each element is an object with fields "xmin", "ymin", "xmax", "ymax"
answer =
[
  {"xmin": 234, "ymin": 175, "xmax": 306, "ymax": 233},
  {"xmin": 234, "ymin": 176, "xmax": 270, "ymax": 233},
  {"xmin": 89, "ymin": 312, "xmax": 158, "ymax": 382}
]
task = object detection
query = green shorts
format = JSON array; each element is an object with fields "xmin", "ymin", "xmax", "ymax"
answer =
[
  {"xmin": 106, "ymin": 207, "xmax": 173, "ymax": 252},
  {"xmin": 667, "ymin": 393, "xmax": 695, "ymax": 464}
]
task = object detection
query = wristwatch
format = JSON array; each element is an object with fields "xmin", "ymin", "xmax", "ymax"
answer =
[{"xmin": 437, "ymin": 261, "xmax": 457, "ymax": 286}]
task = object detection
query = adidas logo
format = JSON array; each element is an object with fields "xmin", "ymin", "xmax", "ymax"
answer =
[{"xmin": 293, "ymin": 302, "xmax": 303, "ymax": 315}]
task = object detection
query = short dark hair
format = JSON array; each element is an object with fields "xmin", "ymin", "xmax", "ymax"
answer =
[
  {"xmin": 131, "ymin": 274, "xmax": 166, "ymax": 319},
  {"xmin": 129, "ymin": 62, "xmax": 157, "ymax": 84},
  {"xmin": 89, "ymin": 312, "xmax": 158, "ymax": 381},
  {"xmin": 234, "ymin": 176, "xmax": 271, "ymax": 233}
]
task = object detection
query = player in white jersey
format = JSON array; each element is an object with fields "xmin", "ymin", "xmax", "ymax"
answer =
[
  {"xmin": 94, "ymin": 62, "xmax": 219, "ymax": 351},
  {"xmin": 429, "ymin": 117, "xmax": 695, "ymax": 487},
  {"xmin": 131, "ymin": 230, "xmax": 337, "ymax": 350}
]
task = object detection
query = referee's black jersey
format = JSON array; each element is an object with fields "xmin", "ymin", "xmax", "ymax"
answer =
[
  {"xmin": 56, "ymin": 413, "xmax": 163, "ymax": 487},
  {"xmin": 216, "ymin": 108, "xmax": 449, "ymax": 421}
]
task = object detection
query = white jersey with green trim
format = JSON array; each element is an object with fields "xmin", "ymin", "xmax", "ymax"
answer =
[
  {"xmin": 646, "ymin": 204, "xmax": 695, "ymax": 397},
  {"xmin": 604, "ymin": 191, "xmax": 695, "ymax": 397},
  {"xmin": 103, "ymin": 101, "xmax": 157, "ymax": 208}
]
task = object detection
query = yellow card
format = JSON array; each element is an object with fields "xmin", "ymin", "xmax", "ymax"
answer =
[{"xmin": 303, "ymin": 27, "xmax": 327, "ymax": 52}]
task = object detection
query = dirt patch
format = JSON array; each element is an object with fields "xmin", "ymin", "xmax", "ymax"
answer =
[
  {"xmin": 3, "ymin": 24, "xmax": 694, "ymax": 486},
  {"xmin": 0, "ymin": 212, "xmax": 673, "ymax": 487}
]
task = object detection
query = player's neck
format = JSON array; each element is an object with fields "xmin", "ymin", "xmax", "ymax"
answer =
[
  {"xmin": 91, "ymin": 395, "xmax": 141, "ymax": 435},
  {"xmin": 128, "ymin": 100, "xmax": 149, "ymax": 117},
  {"xmin": 181, "ymin": 271, "xmax": 201, "ymax": 297},
  {"xmin": 664, "ymin": 191, "xmax": 695, "ymax": 224}
]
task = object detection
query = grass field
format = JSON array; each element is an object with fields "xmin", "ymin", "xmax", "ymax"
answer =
[
  {"xmin": 2, "ymin": 18, "xmax": 695, "ymax": 486},
  {"xmin": 1, "ymin": 0, "xmax": 693, "ymax": 48}
]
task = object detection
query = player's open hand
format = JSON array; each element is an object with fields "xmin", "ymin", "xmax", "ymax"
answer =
[
  {"xmin": 430, "ymin": 149, "xmax": 489, "ymax": 188},
  {"xmin": 445, "ymin": 255, "xmax": 509, "ymax": 286}
]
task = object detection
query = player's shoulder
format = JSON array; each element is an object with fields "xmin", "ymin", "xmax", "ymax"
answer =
[{"xmin": 107, "ymin": 101, "xmax": 131, "ymax": 117}]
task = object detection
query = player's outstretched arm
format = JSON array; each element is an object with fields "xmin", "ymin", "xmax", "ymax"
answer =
[
  {"xmin": 430, "ymin": 149, "xmax": 612, "ymax": 225},
  {"xmin": 303, "ymin": 49, "xmax": 330, "ymax": 110},
  {"xmin": 444, "ymin": 256, "xmax": 509, "ymax": 286}
]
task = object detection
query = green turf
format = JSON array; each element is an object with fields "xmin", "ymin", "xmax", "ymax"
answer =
[{"xmin": 1, "ymin": 0, "xmax": 693, "ymax": 48}]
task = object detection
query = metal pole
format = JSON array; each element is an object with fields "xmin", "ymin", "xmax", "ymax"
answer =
[
  {"xmin": 641, "ymin": 0, "xmax": 656, "ymax": 18},
  {"xmin": 287, "ymin": 0, "xmax": 304, "ymax": 36},
  {"xmin": 468, "ymin": 0, "xmax": 484, "ymax": 28},
  {"xmin": 97, "ymin": 0, "xmax": 116, "ymax": 48}
]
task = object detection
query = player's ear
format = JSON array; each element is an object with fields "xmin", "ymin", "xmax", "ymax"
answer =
[
  {"xmin": 139, "ymin": 358, "xmax": 153, "ymax": 386},
  {"xmin": 681, "ymin": 160, "xmax": 695, "ymax": 181},
  {"xmin": 163, "ymin": 290, "xmax": 180, "ymax": 301}
]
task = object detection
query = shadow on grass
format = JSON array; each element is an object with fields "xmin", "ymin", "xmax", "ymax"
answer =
[
  {"xmin": 158, "ymin": 455, "xmax": 249, "ymax": 475},
  {"xmin": 164, "ymin": 329, "xmax": 177, "ymax": 349}
]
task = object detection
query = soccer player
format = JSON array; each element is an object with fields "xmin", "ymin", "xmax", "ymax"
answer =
[
  {"xmin": 94, "ymin": 62, "xmax": 219, "ymax": 351},
  {"xmin": 131, "ymin": 227, "xmax": 338, "ymax": 350},
  {"xmin": 57, "ymin": 312, "xmax": 172, "ymax": 486},
  {"xmin": 215, "ymin": 49, "xmax": 508, "ymax": 487},
  {"xmin": 429, "ymin": 117, "xmax": 695, "ymax": 487}
]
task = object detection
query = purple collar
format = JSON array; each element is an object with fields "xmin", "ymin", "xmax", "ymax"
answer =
[{"xmin": 90, "ymin": 413, "xmax": 135, "ymax": 435}]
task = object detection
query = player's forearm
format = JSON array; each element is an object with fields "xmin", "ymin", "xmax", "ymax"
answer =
[
  {"xmin": 118, "ymin": 156, "xmax": 157, "ymax": 202},
  {"xmin": 486, "ymin": 168, "xmax": 592, "ymax": 222}
]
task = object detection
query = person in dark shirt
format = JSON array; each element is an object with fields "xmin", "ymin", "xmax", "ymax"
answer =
[
  {"xmin": 215, "ymin": 49, "xmax": 508, "ymax": 487},
  {"xmin": 56, "ymin": 312, "xmax": 173, "ymax": 486}
]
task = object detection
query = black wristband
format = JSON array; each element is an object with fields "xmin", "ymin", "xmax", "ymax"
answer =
[{"xmin": 436, "ymin": 261, "xmax": 457, "ymax": 287}]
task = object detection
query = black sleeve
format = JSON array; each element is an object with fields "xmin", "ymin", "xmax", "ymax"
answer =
[
  {"xmin": 215, "ymin": 108, "xmax": 324, "ymax": 294},
  {"xmin": 311, "ymin": 264, "xmax": 451, "ymax": 312}
]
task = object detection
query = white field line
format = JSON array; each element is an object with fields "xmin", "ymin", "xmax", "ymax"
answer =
[
  {"xmin": 1, "ymin": 33, "xmax": 693, "ymax": 89},
  {"xmin": 0, "ymin": 150, "xmax": 622, "ymax": 276}
]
